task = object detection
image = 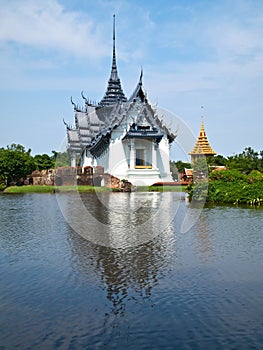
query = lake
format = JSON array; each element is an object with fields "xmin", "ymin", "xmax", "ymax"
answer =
[{"xmin": 0, "ymin": 191, "xmax": 263, "ymax": 349}]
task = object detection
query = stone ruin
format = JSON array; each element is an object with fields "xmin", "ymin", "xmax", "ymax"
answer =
[
  {"xmin": 28, "ymin": 169, "xmax": 54, "ymax": 186},
  {"xmin": 27, "ymin": 166, "xmax": 132, "ymax": 190}
]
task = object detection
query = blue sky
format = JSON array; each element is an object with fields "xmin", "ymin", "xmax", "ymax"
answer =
[{"xmin": 0, "ymin": 0, "xmax": 263, "ymax": 160}]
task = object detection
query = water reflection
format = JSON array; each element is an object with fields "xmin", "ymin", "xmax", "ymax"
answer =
[
  {"xmin": 195, "ymin": 212, "xmax": 215, "ymax": 262},
  {"xmin": 1, "ymin": 193, "xmax": 263, "ymax": 349},
  {"xmin": 67, "ymin": 220, "xmax": 176, "ymax": 316},
  {"xmin": 57, "ymin": 191, "xmax": 181, "ymax": 248},
  {"xmin": 0, "ymin": 194, "xmax": 60, "ymax": 256}
]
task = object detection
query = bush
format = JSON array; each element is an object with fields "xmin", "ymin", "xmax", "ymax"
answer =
[
  {"xmin": 247, "ymin": 170, "xmax": 263, "ymax": 183},
  {"xmin": 189, "ymin": 169, "xmax": 263, "ymax": 206},
  {"xmin": 207, "ymin": 180, "xmax": 263, "ymax": 205},
  {"xmin": 0, "ymin": 183, "xmax": 6, "ymax": 191},
  {"xmin": 209, "ymin": 169, "xmax": 247, "ymax": 182}
]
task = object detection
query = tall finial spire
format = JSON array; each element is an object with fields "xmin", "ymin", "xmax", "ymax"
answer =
[
  {"xmin": 139, "ymin": 67, "xmax": 143, "ymax": 84},
  {"xmin": 99, "ymin": 14, "xmax": 127, "ymax": 107},
  {"xmin": 109, "ymin": 14, "xmax": 118, "ymax": 80},
  {"xmin": 113, "ymin": 14, "xmax": 115, "ymax": 40},
  {"xmin": 112, "ymin": 14, "xmax": 117, "ymax": 72}
]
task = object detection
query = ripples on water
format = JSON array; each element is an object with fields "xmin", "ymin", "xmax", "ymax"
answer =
[{"xmin": 0, "ymin": 192, "xmax": 263, "ymax": 349}]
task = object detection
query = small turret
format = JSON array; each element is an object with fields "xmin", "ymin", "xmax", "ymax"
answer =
[{"xmin": 129, "ymin": 68, "xmax": 147, "ymax": 103}]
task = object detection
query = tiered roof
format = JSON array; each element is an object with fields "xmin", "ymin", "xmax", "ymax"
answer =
[
  {"xmin": 189, "ymin": 119, "xmax": 216, "ymax": 156},
  {"xmin": 65, "ymin": 15, "xmax": 176, "ymax": 158}
]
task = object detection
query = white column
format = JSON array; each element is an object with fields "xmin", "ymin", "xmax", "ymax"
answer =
[
  {"xmin": 71, "ymin": 153, "xmax": 76, "ymax": 167},
  {"xmin": 152, "ymin": 140, "xmax": 157, "ymax": 169},
  {"xmin": 130, "ymin": 139, "xmax": 135, "ymax": 169}
]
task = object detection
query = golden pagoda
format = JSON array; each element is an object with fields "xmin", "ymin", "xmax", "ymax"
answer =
[{"xmin": 189, "ymin": 118, "xmax": 216, "ymax": 163}]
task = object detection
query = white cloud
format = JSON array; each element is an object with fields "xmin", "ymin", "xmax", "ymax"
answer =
[{"xmin": 0, "ymin": 0, "xmax": 106, "ymax": 58}]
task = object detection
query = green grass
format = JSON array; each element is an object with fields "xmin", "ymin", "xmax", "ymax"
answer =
[
  {"xmin": 4, "ymin": 185, "xmax": 115, "ymax": 194},
  {"xmin": 55, "ymin": 186, "xmax": 113, "ymax": 193},
  {"xmin": 4, "ymin": 184, "xmax": 187, "ymax": 194},
  {"xmin": 4, "ymin": 185, "xmax": 55, "ymax": 193},
  {"xmin": 152, "ymin": 185, "xmax": 187, "ymax": 192},
  {"xmin": 137, "ymin": 185, "xmax": 187, "ymax": 192}
]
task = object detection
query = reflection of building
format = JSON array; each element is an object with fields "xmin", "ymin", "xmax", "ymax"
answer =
[
  {"xmin": 64, "ymin": 16, "xmax": 176, "ymax": 186},
  {"xmin": 64, "ymin": 192, "xmax": 177, "ymax": 314},
  {"xmin": 189, "ymin": 119, "xmax": 216, "ymax": 163}
]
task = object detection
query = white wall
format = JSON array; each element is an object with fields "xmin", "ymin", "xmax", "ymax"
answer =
[
  {"xmin": 81, "ymin": 123, "xmax": 173, "ymax": 184},
  {"xmin": 108, "ymin": 129, "xmax": 129, "ymax": 179}
]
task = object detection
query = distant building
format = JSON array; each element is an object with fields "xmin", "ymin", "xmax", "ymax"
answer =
[
  {"xmin": 189, "ymin": 119, "xmax": 216, "ymax": 163},
  {"xmin": 64, "ymin": 16, "xmax": 176, "ymax": 186},
  {"xmin": 182, "ymin": 168, "xmax": 193, "ymax": 182}
]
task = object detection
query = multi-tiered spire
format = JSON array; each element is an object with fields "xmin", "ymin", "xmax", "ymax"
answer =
[
  {"xmin": 99, "ymin": 15, "xmax": 127, "ymax": 107},
  {"xmin": 189, "ymin": 118, "xmax": 216, "ymax": 162}
]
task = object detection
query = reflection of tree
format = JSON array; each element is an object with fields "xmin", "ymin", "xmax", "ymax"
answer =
[{"xmin": 195, "ymin": 213, "xmax": 214, "ymax": 262}]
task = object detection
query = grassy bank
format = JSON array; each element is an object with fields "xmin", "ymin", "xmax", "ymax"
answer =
[
  {"xmin": 3, "ymin": 184, "xmax": 187, "ymax": 194},
  {"xmin": 139, "ymin": 185, "xmax": 187, "ymax": 192},
  {"xmin": 4, "ymin": 185, "xmax": 56, "ymax": 193},
  {"xmin": 4, "ymin": 185, "xmax": 113, "ymax": 193}
]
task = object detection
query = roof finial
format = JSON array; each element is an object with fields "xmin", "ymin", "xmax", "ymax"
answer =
[
  {"xmin": 201, "ymin": 106, "xmax": 205, "ymax": 125},
  {"xmin": 71, "ymin": 96, "xmax": 77, "ymax": 110},
  {"xmin": 112, "ymin": 14, "xmax": 117, "ymax": 71},
  {"xmin": 98, "ymin": 14, "xmax": 127, "ymax": 106},
  {"xmin": 113, "ymin": 14, "xmax": 115, "ymax": 41},
  {"xmin": 63, "ymin": 118, "xmax": 70, "ymax": 129},
  {"xmin": 139, "ymin": 67, "xmax": 143, "ymax": 84}
]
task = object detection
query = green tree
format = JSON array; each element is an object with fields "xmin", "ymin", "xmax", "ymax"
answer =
[
  {"xmin": 34, "ymin": 154, "xmax": 54, "ymax": 170},
  {"xmin": 227, "ymin": 147, "xmax": 261, "ymax": 174},
  {"xmin": 51, "ymin": 151, "xmax": 70, "ymax": 167},
  {"xmin": 170, "ymin": 160, "xmax": 191, "ymax": 180},
  {"xmin": 210, "ymin": 154, "xmax": 227, "ymax": 166},
  {"xmin": 0, "ymin": 144, "xmax": 35, "ymax": 185}
]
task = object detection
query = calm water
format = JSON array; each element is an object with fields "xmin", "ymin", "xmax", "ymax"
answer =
[{"xmin": 0, "ymin": 192, "xmax": 263, "ymax": 349}]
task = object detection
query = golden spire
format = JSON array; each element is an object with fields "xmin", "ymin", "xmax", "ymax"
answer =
[{"xmin": 189, "ymin": 117, "xmax": 216, "ymax": 157}]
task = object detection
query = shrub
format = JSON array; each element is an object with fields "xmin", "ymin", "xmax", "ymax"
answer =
[
  {"xmin": 0, "ymin": 183, "xmax": 6, "ymax": 191},
  {"xmin": 189, "ymin": 169, "xmax": 263, "ymax": 206},
  {"xmin": 247, "ymin": 170, "xmax": 263, "ymax": 183},
  {"xmin": 209, "ymin": 169, "xmax": 247, "ymax": 182}
]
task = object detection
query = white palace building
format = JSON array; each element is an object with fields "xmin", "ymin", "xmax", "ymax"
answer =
[{"xmin": 64, "ymin": 16, "xmax": 176, "ymax": 186}]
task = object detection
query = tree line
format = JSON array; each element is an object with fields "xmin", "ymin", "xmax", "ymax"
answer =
[
  {"xmin": 0, "ymin": 144, "xmax": 70, "ymax": 185},
  {"xmin": 170, "ymin": 147, "xmax": 263, "ymax": 180},
  {"xmin": 1, "ymin": 143, "xmax": 262, "ymax": 186}
]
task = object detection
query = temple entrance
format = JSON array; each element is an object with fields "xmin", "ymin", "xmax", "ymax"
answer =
[{"xmin": 136, "ymin": 149, "xmax": 145, "ymax": 167}]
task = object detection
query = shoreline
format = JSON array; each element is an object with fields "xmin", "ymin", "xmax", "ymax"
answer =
[{"xmin": 2, "ymin": 185, "xmax": 187, "ymax": 194}]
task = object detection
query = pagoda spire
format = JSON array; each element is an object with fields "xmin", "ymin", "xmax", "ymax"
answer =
[
  {"xmin": 110, "ymin": 14, "xmax": 117, "ymax": 80},
  {"xmin": 189, "ymin": 116, "xmax": 216, "ymax": 163},
  {"xmin": 99, "ymin": 14, "xmax": 127, "ymax": 107}
]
